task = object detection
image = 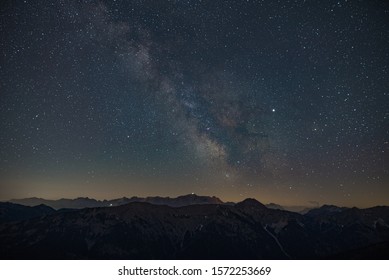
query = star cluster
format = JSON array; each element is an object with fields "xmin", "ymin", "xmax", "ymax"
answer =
[{"xmin": 0, "ymin": 0, "xmax": 388, "ymax": 207}]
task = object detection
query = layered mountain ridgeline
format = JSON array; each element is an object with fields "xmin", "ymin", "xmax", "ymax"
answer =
[
  {"xmin": 0, "ymin": 198, "xmax": 388, "ymax": 260},
  {"xmin": 0, "ymin": 202, "xmax": 55, "ymax": 223},
  {"xmin": 9, "ymin": 195, "xmax": 311, "ymax": 213},
  {"xmin": 9, "ymin": 194, "xmax": 224, "ymax": 209}
]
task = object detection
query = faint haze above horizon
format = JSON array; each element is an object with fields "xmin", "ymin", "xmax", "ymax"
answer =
[{"xmin": 1, "ymin": 183, "xmax": 387, "ymax": 209}]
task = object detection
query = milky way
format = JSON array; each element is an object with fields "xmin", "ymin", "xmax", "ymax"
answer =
[{"xmin": 0, "ymin": 0, "xmax": 388, "ymax": 207}]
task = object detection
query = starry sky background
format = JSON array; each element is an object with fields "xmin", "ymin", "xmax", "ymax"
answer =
[{"xmin": 0, "ymin": 0, "xmax": 388, "ymax": 207}]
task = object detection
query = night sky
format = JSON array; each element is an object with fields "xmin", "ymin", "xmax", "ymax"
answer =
[{"xmin": 1, "ymin": 0, "xmax": 388, "ymax": 207}]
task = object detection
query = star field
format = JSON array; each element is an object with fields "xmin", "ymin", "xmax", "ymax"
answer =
[{"xmin": 0, "ymin": 0, "xmax": 388, "ymax": 207}]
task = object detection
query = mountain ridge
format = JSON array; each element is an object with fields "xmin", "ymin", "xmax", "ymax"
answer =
[
  {"xmin": 9, "ymin": 194, "xmax": 224, "ymax": 209},
  {"xmin": 1, "ymin": 199, "xmax": 389, "ymax": 259}
]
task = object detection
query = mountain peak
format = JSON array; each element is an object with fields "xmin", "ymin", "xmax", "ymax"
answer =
[{"xmin": 237, "ymin": 198, "xmax": 266, "ymax": 208}]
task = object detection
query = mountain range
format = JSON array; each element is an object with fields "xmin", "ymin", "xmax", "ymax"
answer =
[
  {"xmin": 8, "ymin": 194, "xmax": 224, "ymax": 209},
  {"xmin": 1, "ymin": 195, "xmax": 388, "ymax": 259},
  {"xmin": 8, "ymin": 195, "xmax": 310, "ymax": 213}
]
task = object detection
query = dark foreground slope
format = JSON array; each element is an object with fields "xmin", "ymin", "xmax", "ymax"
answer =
[{"xmin": 0, "ymin": 200, "xmax": 388, "ymax": 259}]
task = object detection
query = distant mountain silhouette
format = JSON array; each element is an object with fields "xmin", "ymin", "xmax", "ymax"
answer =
[
  {"xmin": 266, "ymin": 203, "xmax": 285, "ymax": 210},
  {"xmin": 305, "ymin": 204, "xmax": 348, "ymax": 217},
  {"xmin": 0, "ymin": 199, "xmax": 388, "ymax": 259},
  {"xmin": 0, "ymin": 202, "xmax": 55, "ymax": 223},
  {"xmin": 9, "ymin": 194, "xmax": 223, "ymax": 209},
  {"xmin": 264, "ymin": 203, "xmax": 314, "ymax": 213},
  {"xmin": 9, "ymin": 195, "xmax": 317, "ymax": 213},
  {"xmin": 9, "ymin": 197, "xmax": 102, "ymax": 209}
]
